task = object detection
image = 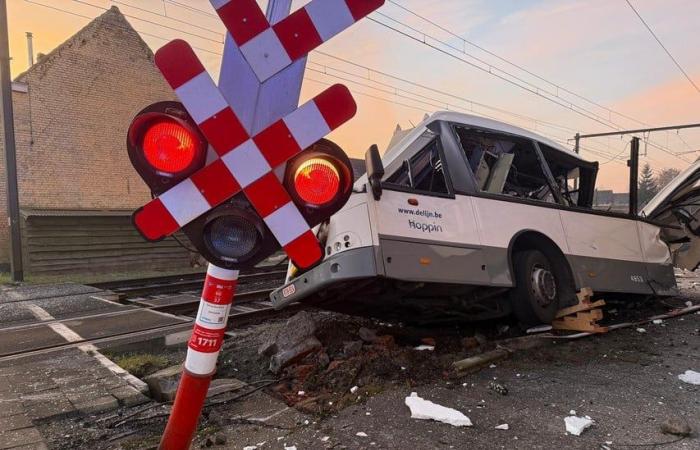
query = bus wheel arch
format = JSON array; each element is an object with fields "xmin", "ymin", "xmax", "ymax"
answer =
[{"xmin": 507, "ymin": 231, "xmax": 577, "ymax": 325}]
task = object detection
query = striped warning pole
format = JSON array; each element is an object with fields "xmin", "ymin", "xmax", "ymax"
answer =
[{"xmin": 159, "ymin": 264, "xmax": 238, "ymax": 450}]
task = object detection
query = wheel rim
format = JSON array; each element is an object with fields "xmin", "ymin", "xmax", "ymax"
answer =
[{"xmin": 531, "ymin": 265, "xmax": 557, "ymax": 307}]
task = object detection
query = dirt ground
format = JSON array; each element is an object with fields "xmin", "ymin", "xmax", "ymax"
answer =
[{"xmin": 37, "ymin": 288, "xmax": 699, "ymax": 449}]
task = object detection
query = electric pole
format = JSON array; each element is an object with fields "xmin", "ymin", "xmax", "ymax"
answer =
[{"xmin": 0, "ymin": 0, "xmax": 24, "ymax": 282}]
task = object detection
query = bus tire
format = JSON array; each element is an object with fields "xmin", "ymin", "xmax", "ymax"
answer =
[{"xmin": 509, "ymin": 249, "xmax": 561, "ymax": 326}]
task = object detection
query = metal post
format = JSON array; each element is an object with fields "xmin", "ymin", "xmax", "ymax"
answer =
[
  {"xmin": 0, "ymin": 0, "xmax": 24, "ymax": 281},
  {"xmin": 628, "ymin": 137, "xmax": 640, "ymax": 216},
  {"xmin": 25, "ymin": 32, "xmax": 33, "ymax": 67},
  {"xmin": 159, "ymin": 264, "xmax": 239, "ymax": 450},
  {"xmin": 574, "ymin": 133, "xmax": 580, "ymax": 154}
]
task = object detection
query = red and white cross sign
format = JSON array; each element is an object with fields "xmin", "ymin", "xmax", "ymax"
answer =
[
  {"xmin": 213, "ymin": 0, "xmax": 384, "ymax": 82},
  {"xmin": 135, "ymin": 40, "xmax": 355, "ymax": 268},
  {"xmin": 133, "ymin": 0, "xmax": 383, "ymax": 269}
]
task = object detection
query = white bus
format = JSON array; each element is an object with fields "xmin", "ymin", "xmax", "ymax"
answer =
[{"xmin": 271, "ymin": 112, "xmax": 699, "ymax": 325}]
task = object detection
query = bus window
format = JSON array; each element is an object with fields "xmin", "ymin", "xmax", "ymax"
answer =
[
  {"xmin": 385, "ymin": 139, "xmax": 449, "ymax": 194},
  {"xmin": 455, "ymin": 127, "xmax": 556, "ymax": 204}
]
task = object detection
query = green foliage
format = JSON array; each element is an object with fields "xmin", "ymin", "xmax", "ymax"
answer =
[
  {"xmin": 638, "ymin": 163, "xmax": 658, "ymax": 208},
  {"xmin": 109, "ymin": 353, "xmax": 169, "ymax": 378}
]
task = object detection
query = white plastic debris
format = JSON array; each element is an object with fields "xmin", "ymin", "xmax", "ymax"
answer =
[
  {"xmin": 636, "ymin": 328, "xmax": 646, "ymax": 333},
  {"xmin": 404, "ymin": 392, "xmax": 473, "ymax": 427},
  {"xmin": 243, "ymin": 447, "xmax": 257, "ymax": 450},
  {"xmin": 652, "ymin": 319, "xmax": 663, "ymax": 325},
  {"xmin": 284, "ymin": 446, "xmax": 297, "ymax": 450},
  {"xmin": 350, "ymin": 386, "xmax": 359, "ymax": 394},
  {"xmin": 356, "ymin": 432, "xmax": 368, "ymax": 437},
  {"xmin": 495, "ymin": 423, "xmax": 509, "ymax": 430},
  {"xmin": 565, "ymin": 415, "xmax": 594, "ymax": 436},
  {"xmin": 414, "ymin": 345, "xmax": 435, "ymax": 351},
  {"xmin": 297, "ymin": 391, "xmax": 305, "ymax": 396},
  {"xmin": 678, "ymin": 370, "xmax": 700, "ymax": 385},
  {"xmin": 686, "ymin": 301, "xmax": 693, "ymax": 307},
  {"xmin": 489, "ymin": 364, "xmax": 497, "ymax": 368},
  {"xmin": 569, "ymin": 409, "xmax": 577, "ymax": 415},
  {"xmin": 321, "ymin": 436, "xmax": 329, "ymax": 442}
]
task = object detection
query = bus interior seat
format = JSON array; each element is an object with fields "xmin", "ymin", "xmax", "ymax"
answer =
[{"xmin": 484, "ymin": 153, "xmax": 514, "ymax": 193}]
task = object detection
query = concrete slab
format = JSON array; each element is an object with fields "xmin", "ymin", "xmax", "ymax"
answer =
[
  {"xmin": 0, "ymin": 325, "xmax": 66, "ymax": 357},
  {"xmin": 0, "ymin": 283, "xmax": 101, "ymax": 302},
  {"xmin": 0, "ymin": 427, "xmax": 46, "ymax": 449},
  {"xmin": 0, "ymin": 413, "xmax": 32, "ymax": 433},
  {"xmin": 64, "ymin": 309, "xmax": 188, "ymax": 341}
]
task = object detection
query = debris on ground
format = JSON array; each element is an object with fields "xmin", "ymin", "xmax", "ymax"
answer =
[
  {"xmin": 677, "ymin": 370, "xmax": 700, "ymax": 385},
  {"xmin": 404, "ymin": 392, "xmax": 472, "ymax": 427},
  {"xmin": 564, "ymin": 415, "xmax": 594, "ymax": 436},
  {"xmin": 653, "ymin": 319, "xmax": 663, "ymax": 325},
  {"xmin": 356, "ymin": 432, "xmax": 368, "ymax": 437},
  {"xmin": 144, "ymin": 365, "xmax": 182, "ymax": 402},
  {"xmin": 413, "ymin": 345, "xmax": 435, "ymax": 351},
  {"xmin": 495, "ymin": 423, "xmax": 509, "ymax": 430},
  {"xmin": 258, "ymin": 311, "xmax": 322, "ymax": 374},
  {"xmin": 660, "ymin": 417, "xmax": 693, "ymax": 436},
  {"xmin": 636, "ymin": 328, "xmax": 647, "ymax": 333},
  {"xmin": 487, "ymin": 381, "xmax": 508, "ymax": 395}
]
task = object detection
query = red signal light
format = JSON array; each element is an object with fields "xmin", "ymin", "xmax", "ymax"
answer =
[
  {"xmin": 294, "ymin": 158, "xmax": 341, "ymax": 206},
  {"xmin": 142, "ymin": 120, "xmax": 198, "ymax": 174}
]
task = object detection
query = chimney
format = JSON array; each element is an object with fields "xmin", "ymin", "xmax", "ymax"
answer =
[{"xmin": 26, "ymin": 32, "xmax": 34, "ymax": 66}]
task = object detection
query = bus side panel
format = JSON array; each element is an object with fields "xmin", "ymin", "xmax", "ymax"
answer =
[
  {"xmin": 372, "ymin": 190, "xmax": 487, "ymax": 284},
  {"xmin": 560, "ymin": 211, "xmax": 652, "ymax": 294}
]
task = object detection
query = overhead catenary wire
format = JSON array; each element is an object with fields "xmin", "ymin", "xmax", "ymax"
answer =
[
  {"xmin": 623, "ymin": 0, "xmax": 700, "ymax": 94},
  {"xmin": 23, "ymin": 0, "xmax": 692, "ymax": 168}
]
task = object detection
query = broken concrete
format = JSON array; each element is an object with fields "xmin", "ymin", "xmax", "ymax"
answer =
[
  {"xmin": 144, "ymin": 365, "xmax": 182, "ymax": 402},
  {"xmin": 259, "ymin": 312, "xmax": 322, "ymax": 374}
]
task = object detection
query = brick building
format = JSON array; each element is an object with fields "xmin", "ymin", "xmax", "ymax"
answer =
[{"xmin": 0, "ymin": 7, "xmax": 192, "ymax": 275}]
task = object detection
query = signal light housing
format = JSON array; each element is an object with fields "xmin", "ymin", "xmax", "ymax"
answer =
[
  {"xmin": 284, "ymin": 139, "xmax": 354, "ymax": 226},
  {"xmin": 127, "ymin": 101, "xmax": 207, "ymax": 195},
  {"xmin": 183, "ymin": 200, "xmax": 279, "ymax": 269},
  {"xmin": 181, "ymin": 139, "xmax": 354, "ymax": 270}
]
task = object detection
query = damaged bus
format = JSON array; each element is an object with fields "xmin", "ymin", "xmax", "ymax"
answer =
[{"xmin": 271, "ymin": 112, "xmax": 699, "ymax": 325}]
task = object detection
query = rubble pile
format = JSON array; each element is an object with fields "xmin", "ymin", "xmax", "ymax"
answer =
[{"xmin": 252, "ymin": 312, "xmax": 491, "ymax": 413}]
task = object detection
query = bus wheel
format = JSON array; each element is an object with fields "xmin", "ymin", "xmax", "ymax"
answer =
[{"xmin": 510, "ymin": 250, "xmax": 561, "ymax": 326}]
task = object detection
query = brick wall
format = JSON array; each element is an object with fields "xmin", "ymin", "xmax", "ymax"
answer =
[{"xmin": 0, "ymin": 7, "xmax": 177, "ymax": 268}]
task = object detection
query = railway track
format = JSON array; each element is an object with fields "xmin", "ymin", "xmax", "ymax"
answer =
[
  {"xmin": 0, "ymin": 288, "xmax": 301, "ymax": 361},
  {"xmin": 90, "ymin": 265, "xmax": 287, "ymax": 299},
  {"xmin": 0, "ymin": 266, "xmax": 294, "ymax": 361}
]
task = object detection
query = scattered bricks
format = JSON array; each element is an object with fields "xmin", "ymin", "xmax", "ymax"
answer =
[
  {"xmin": 110, "ymin": 386, "xmax": 150, "ymax": 407},
  {"xmin": 72, "ymin": 395, "xmax": 119, "ymax": 415},
  {"xmin": 0, "ymin": 413, "xmax": 32, "ymax": 433},
  {"xmin": 144, "ymin": 365, "xmax": 182, "ymax": 402},
  {"xmin": 0, "ymin": 427, "xmax": 46, "ymax": 449},
  {"xmin": 358, "ymin": 327, "xmax": 379, "ymax": 343}
]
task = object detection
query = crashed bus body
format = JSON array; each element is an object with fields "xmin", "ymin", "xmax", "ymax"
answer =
[{"xmin": 271, "ymin": 111, "xmax": 700, "ymax": 325}]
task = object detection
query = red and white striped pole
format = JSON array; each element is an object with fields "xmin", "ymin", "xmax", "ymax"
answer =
[{"xmin": 159, "ymin": 264, "xmax": 238, "ymax": 450}]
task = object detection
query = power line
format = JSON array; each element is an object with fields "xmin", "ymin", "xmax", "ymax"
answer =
[
  {"xmin": 375, "ymin": 1, "xmax": 693, "ymax": 162},
  {"xmin": 24, "ymin": 0, "xmax": 689, "ymax": 167},
  {"xmin": 623, "ymin": 0, "xmax": 700, "ymax": 94}
]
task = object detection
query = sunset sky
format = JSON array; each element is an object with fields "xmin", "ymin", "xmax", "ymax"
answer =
[{"xmin": 7, "ymin": 0, "xmax": 700, "ymax": 191}]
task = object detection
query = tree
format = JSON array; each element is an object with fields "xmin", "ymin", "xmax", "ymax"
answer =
[
  {"xmin": 638, "ymin": 163, "xmax": 658, "ymax": 208},
  {"xmin": 655, "ymin": 167, "xmax": 681, "ymax": 190}
]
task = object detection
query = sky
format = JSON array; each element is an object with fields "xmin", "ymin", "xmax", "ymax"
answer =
[{"xmin": 7, "ymin": 0, "xmax": 700, "ymax": 191}]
